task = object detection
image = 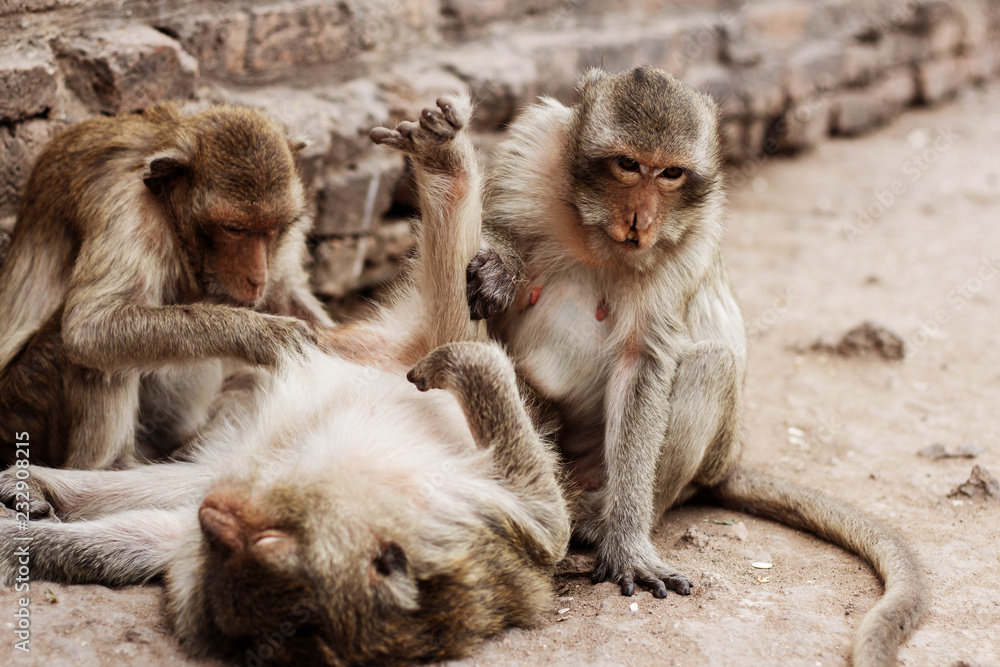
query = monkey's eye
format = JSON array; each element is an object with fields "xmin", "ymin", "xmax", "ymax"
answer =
[
  {"xmin": 616, "ymin": 156, "xmax": 640, "ymax": 172},
  {"xmin": 221, "ymin": 223, "xmax": 247, "ymax": 236},
  {"xmin": 660, "ymin": 167, "xmax": 685, "ymax": 180}
]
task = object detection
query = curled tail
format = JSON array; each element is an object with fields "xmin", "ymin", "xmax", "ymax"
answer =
[{"xmin": 706, "ymin": 466, "xmax": 927, "ymax": 667}]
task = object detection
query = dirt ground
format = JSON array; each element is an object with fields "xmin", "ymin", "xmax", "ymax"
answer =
[{"xmin": 3, "ymin": 83, "xmax": 1000, "ymax": 667}]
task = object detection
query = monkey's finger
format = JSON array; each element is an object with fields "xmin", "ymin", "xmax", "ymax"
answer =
[
  {"xmin": 370, "ymin": 127, "xmax": 403, "ymax": 146},
  {"xmin": 664, "ymin": 574, "xmax": 692, "ymax": 595},
  {"xmin": 590, "ymin": 562, "xmax": 608, "ymax": 584},
  {"xmin": 419, "ymin": 108, "xmax": 455, "ymax": 142},
  {"xmin": 620, "ymin": 573, "xmax": 636, "ymax": 597},
  {"xmin": 653, "ymin": 580, "xmax": 668, "ymax": 598}
]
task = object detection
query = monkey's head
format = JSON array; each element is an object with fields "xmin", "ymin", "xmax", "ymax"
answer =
[
  {"xmin": 175, "ymin": 475, "xmax": 509, "ymax": 665},
  {"xmin": 143, "ymin": 106, "xmax": 308, "ymax": 307},
  {"xmin": 566, "ymin": 66, "xmax": 724, "ymax": 272}
]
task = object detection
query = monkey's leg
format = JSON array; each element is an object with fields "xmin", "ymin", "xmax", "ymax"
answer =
[
  {"xmin": 653, "ymin": 340, "xmax": 742, "ymax": 516},
  {"xmin": 0, "ymin": 507, "xmax": 195, "ymax": 586},
  {"xmin": 63, "ymin": 366, "xmax": 141, "ymax": 470},
  {"xmin": 408, "ymin": 342, "xmax": 570, "ymax": 565},
  {"xmin": 589, "ymin": 340, "xmax": 739, "ymax": 598},
  {"xmin": 136, "ymin": 362, "xmax": 225, "ymax": 460},
  {"xmin": 371, "ymin": 95, "xmax": 486, "ymax": 350},
  {"xmin": 589, "ymin": 340, "xmax": 739, "ymax": 597},
  {"xmin": 0, "ymin": 462, "xmax": 213, "ymax": 521}
]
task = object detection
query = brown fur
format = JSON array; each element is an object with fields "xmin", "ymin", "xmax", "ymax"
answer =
[
  {"xmin": 0, "ymin": 96, "xmax": 571, "ymax": 667},
  {"xmin": 0, "ymin": 103, "xmax": 333, "ymax": 469},
  {"xmin": 468, "ymin": 66, "xmax": 926, "ymax": 666}
]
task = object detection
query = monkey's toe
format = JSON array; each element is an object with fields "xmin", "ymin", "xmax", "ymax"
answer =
[
  {"xmin": 419, "ymin": 107, "xmax": 456, "ymax": 143},
  {"xmin": 435, "ymin": 96, "xmax": 465, "ymax": 130},
  {"xmin": 370, "ymin": 127, "xmax": 402, "ymax": 146},
  {"xmin": 664, "ymin": 573, "xmax": 692, "ymax": 595},
  {"xmin": 406, "ymin": 368, "xmax": 428, "ymax": 391}
]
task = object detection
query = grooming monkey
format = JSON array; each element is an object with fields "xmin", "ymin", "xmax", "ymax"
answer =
[
  {"xmin": 0, "ymin": 96, "xmax": 572, "ymax": 667},
  {"xmin": 467, "ymin": 66, "xmax": 926, "ymax": 666},
  {"xmin": 0, "ymin": 103, "xmax": 333, "ymax": 469}
]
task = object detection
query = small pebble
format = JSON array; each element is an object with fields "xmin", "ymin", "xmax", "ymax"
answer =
[
  {"xmin": 751, "ymin": 562, "xmax": 773, "ymax": 569},
  {"xmin": 629, "ymin": 602, "xmax": 639, "ymax": 612}
]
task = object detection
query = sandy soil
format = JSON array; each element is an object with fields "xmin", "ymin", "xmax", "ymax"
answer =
[{"xmin": 3, "ymin": 83, "xmax": 1000, "ymax": 667}]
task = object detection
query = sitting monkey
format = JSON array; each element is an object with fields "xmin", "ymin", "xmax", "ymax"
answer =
[
  {"xmin": 0, "ymin": 96, "xmax": 570, "ymax": 666},
  {"xmin": 0, "ymin": 103, "xmax": 332, "ymax": 469},
  {"xmin": 467, "ymin": 66, "xmax": 926, "ymax": 667}
]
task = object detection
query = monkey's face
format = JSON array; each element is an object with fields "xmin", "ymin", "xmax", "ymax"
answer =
[
  {"xmin": 187, "ymin": 480, "xmax": 428, "ymax": 665},
  {"xmin": 143, "ymin": 106, "xmax": 307, "ymax": 307},
  {"xmin": 199, "ymin": 217, "xmax": 287, "ymax": 307},
  {"xmin": 568, "ymin": 66, "xmax": 723, "ymax": 272}
]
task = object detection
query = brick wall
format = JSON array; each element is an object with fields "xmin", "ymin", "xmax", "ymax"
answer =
[{"xmin": 2, "ymin": 0, "xmax": 998, "ymax": 306}]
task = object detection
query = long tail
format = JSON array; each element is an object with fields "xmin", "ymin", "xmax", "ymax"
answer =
[{"xmin": 706, "ymin": 466, "xmax": 927, "ymax": 667}]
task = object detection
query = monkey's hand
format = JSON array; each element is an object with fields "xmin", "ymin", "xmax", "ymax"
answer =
[
  {"xmin": 406, "ymin": 341, "xmax": 503, "ymax": 394},
  {"xmin": 0, "ymin": 467, "xmax": 59, "ymax": 522},
  {"xmin": 241, "ymin": 313, "xmax": 316, "ymax": 367},
  {"xmin": 467, "ymin": 242, "xmax": 520, "ymax": 321},
  {"xmin": 592, "ymin": 535, "xmax": 692, "ymax": 598},
  {"xmin": 370, "ymin": 96, "xmax": 470, "ymax": 166}
]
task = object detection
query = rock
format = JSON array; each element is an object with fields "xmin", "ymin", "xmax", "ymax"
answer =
[
  {"xmin": 722, "ymin": 521, "xmax": 749, "ymax": 541},
  {"xmin": 680, "ymin": 525, "xmax": 710, "ymax": 549},
  {"xmin": 810, "ymin": 321, "xmax": 905, "ymax": 361},
  {"xmin": 56, "ymin": 27, "xmax": 198, "ymax": 114},
  {"xmin": 948, "ymin": 465, "xmax": 999, "ymax": 502},
  {"xmin": 0, "ymin": 41, "xmax": 58, "ymax": 122}
]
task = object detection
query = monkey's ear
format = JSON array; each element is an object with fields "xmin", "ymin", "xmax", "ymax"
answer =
[
  {"xmin": 143, "ymin": 153, "xmax": 190, "ymax": 198},
  {"xmin": 372, "ymin": 541, "xmax": 418, "ymax": 610},
  {"xmin": 288, "ymin": 138, "xmax": 309, "ymax": 155}
]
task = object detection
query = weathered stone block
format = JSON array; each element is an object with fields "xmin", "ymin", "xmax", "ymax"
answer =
[
  {"xmin": 786, "ymin": 40, "xmax": 844, "ymax": 101},
  {"xmin": 0, "ymin": 43, "xmax": 58, "ymax": 123},
  {"xmin": 833, "ymin": 68, "xmax": 916, "ymax": 136},
  {"xmin": 159, "ymin": 12, "xmax": 249, "ymax": 78},
  {"xmin": 742, "ymin": 1, "xmax": 812, "ymax": 52},
  {"xmin": 0, "ymin": 118, "xmax": 66, "ymax": 219},
  {"xmin": 57, "ymin": 27, "xmax": 198, "ymax": 114},
  {"xmin": 440, "ymin": 42, "xmax": 538, "ymax": 130},
  {"xmin": 311, "ymin": 237, "xmax": 364, "ymax": 298},
  {"xmin": 772, "ymin": 96, "xmax": 832, "ymax": 152},
  {"xmin": 314, "ymin": 155, "xmax": 405, "ymax": 237},
  {"xmin": 916, "ymin": 58, "xmax": 963, "ymax": 104},
  {"xmin": 246, "ymin": 2, "xmax": 356, "ymax": 76},
  {"xmin": 684, "ymin": 64, "xmax": 744, "ymax": 119},
  {"xmin": 740, "ymin": 57, "xmax": 786, "ymax": 117},
  {"xmin": 441, "ymin": 0, "xmax": 562, "ymax": 30}
]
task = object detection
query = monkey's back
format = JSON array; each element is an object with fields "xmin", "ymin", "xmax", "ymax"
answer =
[{"xmin": 0, "ymin": 108, "xmax": 177, "ymax": 367}]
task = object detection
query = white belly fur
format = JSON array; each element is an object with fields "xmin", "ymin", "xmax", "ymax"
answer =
[{"xmin": 503, "ymin": 273, "xmax": 613, "ymax": 424}]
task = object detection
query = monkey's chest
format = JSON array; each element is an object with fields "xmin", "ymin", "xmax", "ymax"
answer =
[{"xmin": 503, "ymin": 277, "xmax": 614, "ymax": 421}]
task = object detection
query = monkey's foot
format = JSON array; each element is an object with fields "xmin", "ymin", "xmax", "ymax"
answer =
[
  {"xmin": 408, "ymin": 341, "xmax": 496, "ymax": 392},
  {"xmin": 467, "ymin": 243, "xmax": 520, "ymax": 320},
  {"xmin": 0, "ymin": 467, "xmax": 59, "ymax": 522},
  {"xmin": 370, "ymin": 96, "xmax": 470, "ymax": 162},
  {"xmin": 592, "ymin": 542, "xmax": 692, "ymax": 598}
]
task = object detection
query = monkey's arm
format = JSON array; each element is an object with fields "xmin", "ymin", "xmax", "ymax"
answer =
[
  {"xmin": 0, "ymin": 462, "xmax": 213, "ymax": 521},
  {"xmin": 61, "ymin": 300, "xmax": 311, "ymax": 373},
  {"xmin": 408, "ymin": 341, "xmax": 570, "ymax": 565},
  {"xmin": 466, "ymin": 217, "xmax": 526, "ymax": 321},
  {"xmin": 0, "ymin": 507, "xmax": 194, "ymax": 586}
]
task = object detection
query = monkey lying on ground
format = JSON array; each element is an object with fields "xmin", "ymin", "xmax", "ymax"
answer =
[
  {"xmin": 0, "ymin": 95, "xmax": 571, "ymax": 666},
  {"xmin": 0, "ymin": 103, "xmax": 332, "ymax": 469},
  {"xmin": 467, "ymin": 66, "xmax": 926, "ymax": 666}
]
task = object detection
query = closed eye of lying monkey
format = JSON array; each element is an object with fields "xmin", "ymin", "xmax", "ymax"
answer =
[{"xmin": 0, "ymin": 95, "xmax": 571, "ymax": 667}]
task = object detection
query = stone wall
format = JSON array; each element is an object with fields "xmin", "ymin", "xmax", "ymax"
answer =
[{"xmin": 2, "ymin": 0, "xmax": 998, "ymax": 305}]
